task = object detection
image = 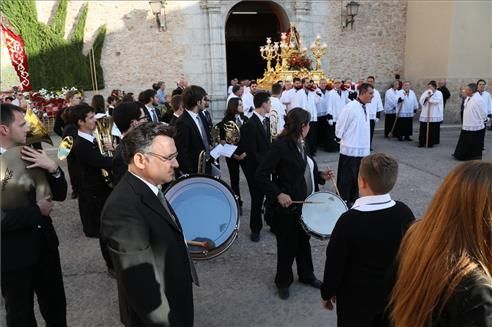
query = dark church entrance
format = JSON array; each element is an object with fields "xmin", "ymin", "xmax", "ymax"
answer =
[{"xmin": 225, "ymin": 1, "xmax": 289, "ymax": 84}]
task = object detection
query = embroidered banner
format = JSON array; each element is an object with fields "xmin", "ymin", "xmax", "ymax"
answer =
[{"xmin": 1, "ymin": 24, "xmax": 32, "ymax": 91}]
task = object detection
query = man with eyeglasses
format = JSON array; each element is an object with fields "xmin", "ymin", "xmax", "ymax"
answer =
[
  {"xmin": 101, "ymin": 122, "xmax": 196, "ymax": 327},
  {"xmin": 112, "ymin": 101, "xmax": 149, "ymax": 186}
]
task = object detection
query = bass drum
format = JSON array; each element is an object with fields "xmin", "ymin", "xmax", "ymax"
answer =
[
  {"xmin": 164, "ymin": 175, "xmax": 240, "ymax": 260},
  {"xmin": 300, "ymin": 191, "xmax": 348, "ymax": 240}
]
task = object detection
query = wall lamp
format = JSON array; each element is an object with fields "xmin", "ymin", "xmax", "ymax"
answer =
[
  {"xmin": 149, "ymin": 0, "xmax": 167, "ymax": 32},
  {"xmin": 341, "ymin": 1, "xmax": 360, "ymax": 30}
]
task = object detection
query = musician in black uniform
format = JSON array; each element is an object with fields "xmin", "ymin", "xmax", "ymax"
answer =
[
  {"xmin": 1, "ymin": 103, "xmax": 68, "ymax": 326},
  {"xmin": 217, "ymin": 97, "xmax": 248, "ymax": 211},
  {"xmin": 239, "ymin": 92, "xmax": 272, "ymax": 242},
  {"xmin": 70, "ymin": 104, "xmax": 114, "ymax": 274},
  {"xmin": 256, "ymin": 108, "xmax": 333, "ymax": 300},
  {"xmin": 112, "ymin": 101, "xmax": 148, "ymax": 186},
  {"xmin": 175, "ymin": 85, "xmax": 211, "ymax": 175}
]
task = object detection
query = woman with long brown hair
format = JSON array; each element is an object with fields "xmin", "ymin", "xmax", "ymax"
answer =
[{"xmin": 389, "ymin": 161, "xmax": 492, "ymax": 326}]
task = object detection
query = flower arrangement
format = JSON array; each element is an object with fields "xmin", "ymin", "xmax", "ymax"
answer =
[
  {"xmin": 29, "ymin": 87, "xmax": 83, "ymax": 117},
  {"xmin": 287, "ymin": 52, "xmax": 312, "ymax": 71}
]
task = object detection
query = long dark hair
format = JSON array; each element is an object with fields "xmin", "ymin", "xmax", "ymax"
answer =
[
  {"xmin": 279, "ymin": 107, "xmax": 310, "ymax": 141},
  {"xmin": 91, "ymin": 94, "xmax": 105, "ymax": 114},
  {"xmin": 223, "ymin": 97, "xmax": 242, "ymax": 122}
]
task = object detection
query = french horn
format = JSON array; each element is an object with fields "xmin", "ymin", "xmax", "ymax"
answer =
[
  {"xmin": 269, "ymin": 109, "xmax": 279, "ymax": 139},
  {"xmin": 224, "ymin": 121, "xmax": 240, "ymax": 145},
  {"xmin": 0, "ymin": 146, "xmax": 51, "ymax": 210}
]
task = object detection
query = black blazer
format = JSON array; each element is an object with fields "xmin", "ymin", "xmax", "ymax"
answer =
[
  {"xmin": 101, "ymin": 172, "xmax": 194, "ymax": 327},
  {"xmin": 238, "ymin": 113, "xmax": 270, "ymax": 172},
  {"xmin": 1, "ymin": 166, "xmax": 67, "ymax": 272},
  {"xmin": 256, "ymin": 136, "xmax": 324, "ymax": 204},
  {"xmin": 72, "ymin": 136, "xmax": 113, "ymax": 194},
  {"xmin": 175, "ymin": 110, "xmax": 210, "ymax": 174}
]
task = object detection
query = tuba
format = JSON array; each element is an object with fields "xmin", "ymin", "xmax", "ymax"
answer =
[
  {"xmin": 0, "ymin": 146, "xmax": 51, "ymax": 210},
  {"xmin": 269, "ymin": 109, "xmax": 279, "ymax": 139},
  {"xmin": 93, "ymin": 115, "xmax": 114, "ymax": 185},
  {"xmin": 224, "ymin": 121, "xmax": 240, "ymax": 145},
  {"xmin": 25, "ymin": 108, "xmax": 53, "ymax": 146}
]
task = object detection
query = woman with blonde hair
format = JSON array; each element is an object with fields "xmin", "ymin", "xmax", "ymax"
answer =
[{"xmin": 388, "ymin": 161, "xmax": 492, "ymax": 326}]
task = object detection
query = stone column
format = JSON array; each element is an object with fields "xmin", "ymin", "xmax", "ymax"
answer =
[{"xmin": 201, "ymin": 0, "xmax": 227, "ymax": 122}]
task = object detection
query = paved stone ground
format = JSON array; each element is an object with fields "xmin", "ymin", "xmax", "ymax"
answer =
[{"xmin": 2, "ymin": 126, "xmax": 491, "ymax": 327}]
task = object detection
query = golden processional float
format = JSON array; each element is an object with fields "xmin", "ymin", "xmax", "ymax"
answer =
[{"xmin": 257, "ymin": 23, "xmax": 329, "ymax": 91}]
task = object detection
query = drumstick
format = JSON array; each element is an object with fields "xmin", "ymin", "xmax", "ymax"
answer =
[
  {"xmin": 187, "ymin": 240, "xmax": 214, "ymax": 250},
  {"xmin": 291, "ymin": 201, "xmax": 324, "ymax": 204}
]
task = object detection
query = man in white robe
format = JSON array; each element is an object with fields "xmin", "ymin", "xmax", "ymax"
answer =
[
  {"xmin": 366, "ymin": 76, "xmax": 384, "ymax": 146},
  {"xmin": 418, "ymin": 81, "xmax": 443, "ymax": 148},
  {"xmin": 384, "ymin": 81, "xmax": 404, "ymax": 138},
  {"xmin": 292, "ymin": 78, "xmax": 320, "ymax": 155},
  {"xmin": 393, "ymin": 81, "xmax": 418, "ymax": 141},
  {"xmin": 326, "ymin": 79, "xmax": 347, "ymax": 152}
]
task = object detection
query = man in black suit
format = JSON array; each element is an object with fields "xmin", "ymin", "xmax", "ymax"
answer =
[
  {"xmin": 175, "ymin": 85, "xmax": 211, "ymax": 175},
  {"xmin": 1, "ymin": 104, "xmax": 68, "ymax": 326},
  {"xmin": 70, "ymin": 104, "xmax": 114, "ymax": 274},
  {"xmin": 111, "ymin": 101, "xmax": 149, "ymax": 186},
  {"xmin": 138, "ymin": 89, "xmax": 161, "ymax": 123},
  {"xmin": 101, "ymin": 123, "xmax": 197, "ymax": 327},
  {"xmin": 239, "ymin": 92, "xmax": 272, "ymax": 242}
]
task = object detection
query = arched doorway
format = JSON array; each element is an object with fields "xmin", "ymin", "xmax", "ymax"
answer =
[{"xmin": 225, "ymin": 1, "xmax": 289, "ymax": 83}]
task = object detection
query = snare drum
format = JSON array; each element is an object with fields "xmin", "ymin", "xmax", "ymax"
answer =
[
  {"xmin": 164, "ymin": 175, "xmax": 240, "ymax": 260},
  {"xmin": 300, "ymin": 191, "xmax": 348, "ymax": 240}
]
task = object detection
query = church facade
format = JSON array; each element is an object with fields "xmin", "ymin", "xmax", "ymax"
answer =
[{"xmin": 5, "ymin": 0, "xmax": 492, "ymax": 122}]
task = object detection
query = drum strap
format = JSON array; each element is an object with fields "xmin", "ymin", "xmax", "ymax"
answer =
[{"xmin": 351, "ymin": 199, "xmax": 392, "ymax": 210}]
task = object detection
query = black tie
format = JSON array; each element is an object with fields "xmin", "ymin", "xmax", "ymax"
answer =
[
  {"xmin": 263, "ymin": 117, "xmax": 270, "ymax": 135},
  {"xmin": 337, "ymin": 90, "xmax": 341, "ymax": 96}
]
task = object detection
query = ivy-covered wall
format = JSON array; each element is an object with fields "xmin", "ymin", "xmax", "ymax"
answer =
[{"xmin": 0, "ymin": 0, "xmax": 106, "ymax": 90}]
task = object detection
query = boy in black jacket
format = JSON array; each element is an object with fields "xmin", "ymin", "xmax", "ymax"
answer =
[{"xmin": 321, "ymin": 153, "xmax": 415, "ymax": 327}]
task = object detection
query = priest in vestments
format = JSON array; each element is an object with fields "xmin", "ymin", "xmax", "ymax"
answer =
[
  {"xmin": 418, "ymin": 81, "xmax": 443, "ymax": 148},
  {"xmin": 453, "ymin": 83, "xmax": 489, "ymax": 160},
  {"xmin": 393, "ymin": 82, "xmax": 418, "ymax": 141}
]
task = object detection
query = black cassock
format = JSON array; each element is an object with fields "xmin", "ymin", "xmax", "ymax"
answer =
[{"xmin": 453, "ymin": 128, "xmax": 484, "ymax": 160}]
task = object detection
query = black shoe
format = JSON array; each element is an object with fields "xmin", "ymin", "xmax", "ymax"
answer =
[
  {"xmin": 250, "ymin": 232, "xmax": 260, "ymax": 242},
  {"xmin": 278, "ymin": 288, "xmax": 290, "ymax": 300},
  {"xmin": 398, "ymin": 137, "xmax": 403, "ymax": 141},
  {"xmin": 405, "ymin": 136, "xmax": 413, "ymax": 141},
  {"xmin": 418, "ymin": 144, "xmax": 424, "ymax": 148},
  {"xmin": 71, "ymin": 191, "xmax": 78, "ymax": 199},
  {"xmin": 300, "ymin": 278, "xmax": 322, "ymax": 289}
]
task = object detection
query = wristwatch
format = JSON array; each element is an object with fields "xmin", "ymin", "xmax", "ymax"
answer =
[{"xmin": 51, "ymin": 167, "xmax": 62, "ymax": 178}]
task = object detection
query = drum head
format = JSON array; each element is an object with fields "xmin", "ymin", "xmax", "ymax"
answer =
[
  {"xmin": 301, "ymin": 192, "xmax": 347, "ymax": 239},
  {"xmin": 165, "ymin": 175, "xmax": 239, "ymax": 260}
]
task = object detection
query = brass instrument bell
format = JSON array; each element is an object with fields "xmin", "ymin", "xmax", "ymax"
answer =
[
  {"xmin": 57, "ymin": 136, "xmax": 74, "ymax": 160},
  {"xmin": 0, "ymin": 146, "xmax": 51, "ymax": 210},
  {"xmin": 25, "ymin": 108, "xmax": 53, "ymax": 145},
  {"xmin": 269, "ymin": 110, "xmax": 279, "ymax": 139},
  {"xmin": 224, "ymin": 120, "xmax": 240, "ymax": 145}
]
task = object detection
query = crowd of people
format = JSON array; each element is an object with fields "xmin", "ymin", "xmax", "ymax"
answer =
[{"xmin": 0, "ymin": 73, "xmax": 491, "ymax": 327}]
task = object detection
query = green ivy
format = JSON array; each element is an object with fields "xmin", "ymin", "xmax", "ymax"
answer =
[{"xmin": 0, "ymin": 0, "xmax": 106, "ymax": 90}]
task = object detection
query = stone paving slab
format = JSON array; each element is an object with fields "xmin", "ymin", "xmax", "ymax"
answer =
[{"xmin": 1, "ymin": 127, "xmax": 491, "ymax": 326}]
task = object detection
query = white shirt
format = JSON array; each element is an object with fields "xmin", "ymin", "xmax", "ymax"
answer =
[
  {"xmin": 463, "ymin": 92, "xmax": 488, "ymax": 131},
  {"xmin": 77, "ymin": 130, "xmax": 95, "ymax": 143},
  {"xmin": 270, "ymin": 97, "xmax": 286, "ymax": 135},
  {"xmin": 0, "ymin": 147, "xmax": 6, "ymax": 154},
  {"xmin": 419, "ymin": 90, "xmax": 444, "ymax": 122},
  {"xmin": 327, "ymin": 89, "xmax": 348, "ymax": 122},
  {"xmin": 335, "ymin": 100, "xmax": 371, "ymax": 157},
  {"xmin": 399, "ymin": 89, "xmax": 418, "ymax": 118},
  {"xmin": 306, "ymin": 155, "xmax": 315, "ymax": 196},
  {"xmin": 366, "ymin": 88, "xmax": 384, "ymax": 119},
  {"xmin": 384, "ymin": 88, "xmax": 404, "ymax": 114},
  {"xmin": 146, "ymin": 105, "xmax": 159, "ymax": 122},
  {"xmin": 351, "ymin": 194, "xmax": 395, "ymax": 212},
  {"xmin": 226, "ymin": 93, "xmax": 239, "ymax": 105},
  {"xmin": 478, "ymin": 90, "xmax": 492, "ymax": 115},
  {"xmin": 130, "ymin": 172, "xmax": 159, "ymax": 196},
  {"xmin": 186, "ymin": 110, "xmax": 205, "ymax": 137},
  {"xmin": 242, "ymin": 92, "xmax": 255, "ymax": 118},
  {"xmin": 227, "ymin": 85, "xmax": 233, "ymax": 96},
  {"xmin": 316, "ymin": 88, "xmax": 330, "ymax": 117},
  {"xmin": 292, "ymin": 88, "xmax": 320, "ymax": 122},
  {"xmin": 280, "ymin": 88, "xmax": 297, "ymax": 112},
  {"xmin": 11, "ymin": 99, "xmax": 20, "ymax": 106}
]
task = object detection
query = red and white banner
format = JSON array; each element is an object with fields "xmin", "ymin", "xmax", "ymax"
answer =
[{"xmin": 1, "ymin": 24, "xmax": 32, "ymax": 91}]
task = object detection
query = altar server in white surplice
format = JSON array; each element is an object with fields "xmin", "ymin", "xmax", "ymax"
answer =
[
  {"xmin": 418, "ymin": 81, "xmax": 443, "ymax": 148},
  {"xmin": 292, "ymin": 78, "xmax": 320, "ymax": 155},
  {"xmin": 384, "ymin": 81, "xmax": 404, "ymax": 138},
  {"xmin": 281, "ymin": 77, "xmax": 301, "ymax": 113},
  {"xmin": 335, "ymin": 83, "xmax": 373, "ymax": 206},
  {"xmin": 366, "ymin": 76, "xmax": 384, "ymax": 146},
  {"xmin": 326, "ymin": 79, "xmax": 347, "ymax": 152},
  {"xmin": 476, "ymin": 79, "xmax": 492, "ymax": 148},
  {"xmin": 316, "ymin": 78, "xmax": 331, "ymax": 151},
  {"xmin": 392, "ymin": 81, "xmax": 418, "ymax": 141}
]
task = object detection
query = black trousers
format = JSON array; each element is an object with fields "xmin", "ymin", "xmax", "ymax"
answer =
[
  {"xmin": 306, "ymin": 121, "xmax": 318, "ymax": 156},
  {"xmin": 370, "ymin": 119, "xmax": 375, "ymax": 146},
  {"xmin": 384, "ymin": 114, "xmax": 396, "ymax": 137},
  {"xmin": 66, "ymin": 155, "xmax": 81, "ymax": 194},
  {"xmin": 480, "ymin": 126, "xmax": 486, "ymax": 150},
  {"xmin": 418, "ymin": 122, "xmax": 441, "ymax": 147},
  {"xmin": 241, "ymin": 163, "xmax": 264, "ymax": 233},
  {"xmin": 273, "ymin": 207, "xmax": 315, "ymax": 288},
  {"xmin": 317, "ymin": 115, "xmax": 328, "ymax": 148},
  {"xmin": 225, "ymin": 156, "xmax": 242, "ymax": 206},
  {"xmin": 1, "ymin": 248, "xmax": 67, "ymax": 327},
  {"xmin": 326, "ymin": 122, "xmax": 340, "ymax": 152},
  {"xmin": 337, "ymin": 154, "xmax": 362, "ymax": 205}
]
